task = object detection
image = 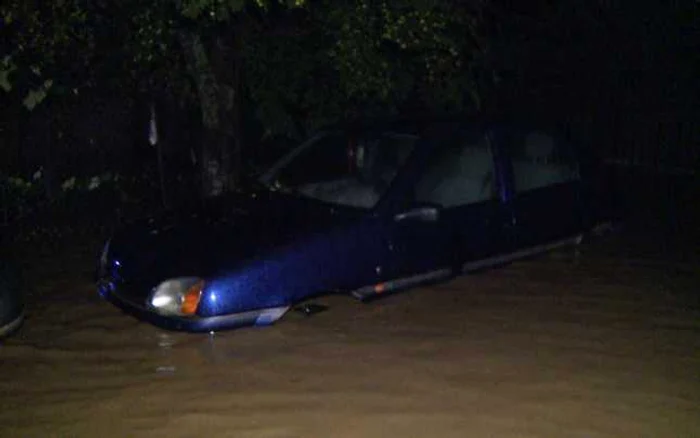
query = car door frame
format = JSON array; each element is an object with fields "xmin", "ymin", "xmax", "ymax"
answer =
[
  {"xmin": 350, "ymin": 130, "xmax": 454, "ymax": 300},
  {"xmin": 374, "ymin": 123, "xmax": 513, "ymax": 286}
]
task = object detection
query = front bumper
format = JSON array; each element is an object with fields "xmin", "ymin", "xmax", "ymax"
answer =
[{"xmin": 98, "ymin": 281, "xmax": 288, "ymax": 332}]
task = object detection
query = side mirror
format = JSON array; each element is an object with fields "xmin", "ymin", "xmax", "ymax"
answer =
[{"xmin": 394, "ymin": 204, "xmax": 441, "ymax": 223}]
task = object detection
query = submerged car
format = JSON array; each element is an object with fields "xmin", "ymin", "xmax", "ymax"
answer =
[{"xmin": 97, "ymin": 118, "xmax": 597, "ymax": 332}]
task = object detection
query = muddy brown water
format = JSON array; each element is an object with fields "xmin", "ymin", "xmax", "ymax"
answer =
[{"xmin": 1, "ymin": 229, "xmax": 699, "ymax": 437}]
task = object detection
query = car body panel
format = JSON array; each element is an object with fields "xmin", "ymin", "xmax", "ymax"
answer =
[
  {"xmin": 509, "ymin": 183, "xmax": 585, "ymax": 249},
  {"xmin": 497, "ymin": 126, "xmax": 588, "ymax": 249}
]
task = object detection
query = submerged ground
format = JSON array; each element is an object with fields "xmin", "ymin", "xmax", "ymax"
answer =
[{"xmin": 1, "ymin": 187, "xmax": 699, "ymax": 437}]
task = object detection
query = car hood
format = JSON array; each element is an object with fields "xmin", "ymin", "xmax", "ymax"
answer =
[{"xmin": 107, "ymin": 189, "xmax": 364, "ymax": 283}]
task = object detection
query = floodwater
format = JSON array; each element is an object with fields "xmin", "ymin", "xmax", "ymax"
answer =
[{"xmin": 1, "ymin": 227, "xmax": 699, "ymax": 437}]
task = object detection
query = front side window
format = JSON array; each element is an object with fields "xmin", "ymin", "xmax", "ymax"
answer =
[
  {"xmin": 260, "ymin": 131, "xmax": 418, "ymax": 209},
  {"xmin": 509, "ymin": 130, "xmax": 579, "ymax": 192},
  {"xmin": 414, "ymin": 130, "xmax": 496, "ymax": 208}
]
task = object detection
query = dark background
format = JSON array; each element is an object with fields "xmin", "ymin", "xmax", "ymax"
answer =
[{"xmin": 1, "ymin": 0, "xmax": 698, "ymax": 243}]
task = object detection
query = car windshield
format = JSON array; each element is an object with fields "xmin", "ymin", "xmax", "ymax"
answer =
[{"xmin": 259, "ymin": 131, "xmax": 419, "ymax": 209}]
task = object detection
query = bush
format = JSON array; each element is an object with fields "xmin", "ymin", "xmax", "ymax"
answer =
[{"xmin": 1, "ymin": 170, "xmax": 163, "ymax": 246}]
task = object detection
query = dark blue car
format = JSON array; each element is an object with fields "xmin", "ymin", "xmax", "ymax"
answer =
[{"xmin": 97, "ymin": 118, "xmax": 595, "ymax": 332}]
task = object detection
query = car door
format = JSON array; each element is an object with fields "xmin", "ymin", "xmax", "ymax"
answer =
[
  {"xmin": 501, "ymin": 128, "xmax": 586, "ymax": 249},
  {"xmin": 390, "ymin": 127, "xmax": 510, "ymax": 277},
  {"xmin": 348, "ymin": 131, "xmax": 454, "ymax": 300}
]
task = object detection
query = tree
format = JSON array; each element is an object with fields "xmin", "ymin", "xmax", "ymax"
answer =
[
  {"xmin": 1, "ymin": 0, "xmax": 105, "ymax": 199},
  {"xmin": 2, "ymin": 0, "xmax": 493, "ymax": 200},
  {"xmin": 243, "ymin": 0, "xmax": 492, "ymax": 134}
]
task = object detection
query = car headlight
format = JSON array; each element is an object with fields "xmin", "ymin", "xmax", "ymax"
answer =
[{"xmin": 148, "ymin": 277, "xmax": 205, "ymax": 316}]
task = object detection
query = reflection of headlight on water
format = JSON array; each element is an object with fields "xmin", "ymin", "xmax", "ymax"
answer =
[{"xmin": 148, "ymin": 277, "xmax": 205, "ymax": 316}]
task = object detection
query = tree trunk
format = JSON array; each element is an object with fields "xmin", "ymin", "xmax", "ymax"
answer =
[
  {"xmin": 149, "ymin": 101, "xmax": 170, "ymax": 209},
  {"xmin": 177, "ymin": 29, "xmax": 243, "ymax": 198},
  {"xmin": 230, "ymin": 34, "xmax": 243, "ymax": 187},
  {"xmin": 43, "ymin": 103, "xmax": 57, "ymax": 201}
]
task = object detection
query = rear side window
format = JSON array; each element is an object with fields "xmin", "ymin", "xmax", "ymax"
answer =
[
  {"xmin": 509, "ymin": 130, "xmax": 579, "ymax": 192},
  {"xmin": 414, "ymin": 130, "xmax": 496, "ymax": 208}
]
